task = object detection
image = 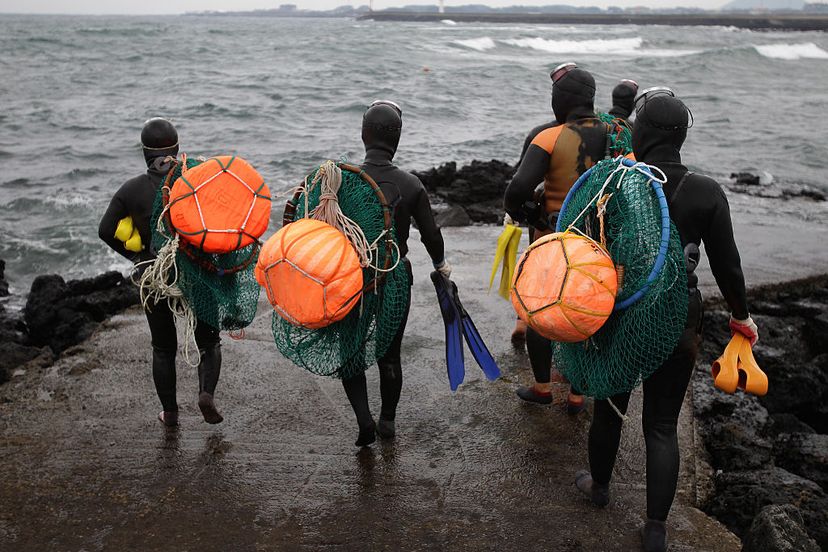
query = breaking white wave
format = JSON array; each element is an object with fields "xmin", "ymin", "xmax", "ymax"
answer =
[
  {"xmin": 453, "ymin": 37, "xmax": 497, "ymax": 51},
  {"xmin": 441, "ymin": 19, "xmax": 458, "ymax": 26},
  {"xmin": 499, "ymin": 36, "xmax": 700, "ymax": 57},
  {"xmin": 753, "ymin": 42, "xmax": 828, "ymax": 60}
]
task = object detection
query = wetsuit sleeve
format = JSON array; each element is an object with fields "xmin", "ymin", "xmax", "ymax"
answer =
[
  {"xmin": 702, "ymin": 185, "xmax": 749, "ymax": 319},
  {"xmin": 98, "ymin": 191, "xmax": 133, "ymax": 261},
  {"xmin": 411, "ymin": 181, "xmax": 446, "ymax": 264},
  {"xmin": 504, "ymin": 144, "xmax": 550, "ymax": 223}
]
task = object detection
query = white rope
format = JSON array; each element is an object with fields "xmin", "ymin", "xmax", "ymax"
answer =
[
  {"xmin": 607, "ymin": 397, "xmax": 630, "ymax": 422},
  {"xmin": 134, "ymin": 191, "xmax": 200, "ymax": 367},
  {"xmin": 565, "ymin": 157, "xmax": 666, "ymax": 233}
]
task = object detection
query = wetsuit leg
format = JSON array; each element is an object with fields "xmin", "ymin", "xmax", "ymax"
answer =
[
  {"xmin": 145, "ymin": 300, "xmax": 178, "ymax": 412},
  {"xmin": 194, "ymin": 321, "xmax": 221, "ymax": 395},
  {"xmin": 378, "ymin": 269, "xmax": 412, "ymax": 422},
  {"xmin": 526, "ymin": 327, "xmax": 551, "ymax": 384},
  {"xmin": 588, "ymin": 391, "xmax": 632, "ymax": 486},
  {"xmin": 642, "ymin": 291, "xmax": 702, "ymax": 521}
]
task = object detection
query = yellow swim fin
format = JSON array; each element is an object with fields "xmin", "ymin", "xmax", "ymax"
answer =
[
  {"xmin": 489, "ymin": 224, "xmax": 522, "ymax": 299},
  {"xmin": 499, "ymin": 225, "xmax": 521, "ymax": 299},
  {"xmin": 114, "ymin": 216, "xmax": 134, "ymax": 242},
  {"xmin": 124, "ymin": 228, "xmax": 143, "ymax": 252}
]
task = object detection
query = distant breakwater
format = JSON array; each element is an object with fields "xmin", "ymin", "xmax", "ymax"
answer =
[{"xmin": 360, "ymin": 11, "xmax": 828, "ymax": 32}]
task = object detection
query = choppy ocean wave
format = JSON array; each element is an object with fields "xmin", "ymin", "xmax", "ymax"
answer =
[
  {"xmin": 452, "ymin": 35, "xmax": 701, "ymax": 57},
  {"xmin": 1, "ymin": 14, "xmax": 827, "ymax": 288},
  {"xmin": 753, "ymin": 42, "xmax": 828, "ymax": 60}
]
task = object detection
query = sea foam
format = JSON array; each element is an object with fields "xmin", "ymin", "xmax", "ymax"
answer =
[
  {"xmin": 453, "ymin": 37, "xmax": 497, "ymax": 51},
  {"xmin": 754, "ymin": 42, "xmax": 828, "ymax": 60}
]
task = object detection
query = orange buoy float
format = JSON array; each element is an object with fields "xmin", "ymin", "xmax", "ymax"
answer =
[
  {"xmin": 168, "ymin": 155, "xmax": 271, "ymax": 253},
  {"xmin": 255, "ymin": 218, "xmax": 364, "ymax": 329},
  {"xmin": 511, "ymin": 232, "xmax": 617, "ymax": 342}
]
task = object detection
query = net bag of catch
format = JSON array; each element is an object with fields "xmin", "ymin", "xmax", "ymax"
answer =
[
  {"xmin": 265, "ymin": 161, "xmax": 410, "ymax": 379},
  {"xmin": 550, "ymin": 157, "xmax": 689, "ymax": 399}
]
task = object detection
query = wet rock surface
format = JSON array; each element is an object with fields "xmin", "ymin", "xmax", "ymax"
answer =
[
  {"xmin": 0, "ymin": 259, "xmax": 9, "ymax": 297},
  {"xmin": 0, "ymin": 263, "xmax": 140, "ymax": 386},
  {"xmin": 727, "ymin": 171, "xmax": 826, "ymax": 202},
  {"xmin": 414, "ymin": 159, "xmax": 515, "ymax": 224},
  {"xmin": 694, "ymin": 275, "xmax": 828, "ymax": 549},
  {"xmin": 741, "ymin": 504, "xmax": 821, "ymax": 552}
]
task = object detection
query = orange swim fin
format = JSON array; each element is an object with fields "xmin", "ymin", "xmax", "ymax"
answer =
[
  {"xmin": 711, "ymin": 333, "xmax": 768, "ymax": 396},
  {"xmin": 712, "ymin": 333, "xmax": 743, "ymax": 393},
  {"xmin": 736, "ymin": 337, "xmax": 768, "ymax": 396}
]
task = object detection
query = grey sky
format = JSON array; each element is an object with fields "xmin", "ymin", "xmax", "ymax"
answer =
[{"xmin": 0, "ymin": 0, "xmax": 728, "ymax": 15}]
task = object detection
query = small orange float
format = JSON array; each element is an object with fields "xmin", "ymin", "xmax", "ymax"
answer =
[
  {"xmin": 511, "ymin": 232, "xmax": 617, "ymax": 342},
  {"xmin": 168, "ymin": 155, "xmax": 271, "ymax": 253},
  {"xmin": 255, "ymin": 218, "xmax": 364, "ymax": 329}
]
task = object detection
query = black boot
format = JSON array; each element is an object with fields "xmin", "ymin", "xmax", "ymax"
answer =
[
  {"xmin": 641, "ymin": 519, "xmax": 667, "ymax": 552},
  {"xmin": 152, "ymin": 348, "xmax": 178, "ymax": 421},
  {"xmin": 197, "ymin": 344, "xmax": 223, "ymax": 424},
  {"xmin": 342, "ymin": 373, "xmax": 376, "ymax": 447}
]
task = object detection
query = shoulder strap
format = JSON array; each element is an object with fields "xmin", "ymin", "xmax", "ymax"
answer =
[{"xmin": 668, "ymin": 171, "xmax": 693, "ymax": 206}]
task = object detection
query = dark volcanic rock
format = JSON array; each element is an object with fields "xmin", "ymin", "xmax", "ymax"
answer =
[
  {"xmin": 431, "ymin": 202, "xmax": 471, "ymax": 227},
  {"xmin": 24, "ymin": 271, "xmax": 139, "ymax": 355},
  {"xmin": 0, "ymin": 342, "xmax": 53, "ymax": 384},
  {"xmin": 774, "ymin": 433, "xmax": 828, "ymax": 492},
  {"xmin": 707, "ymin": 468, "xmax": 828, "ymax": 549},
  {"xmin": 0, "ymin": 259, "xmax": 9, "ymax": 297},
  {"xmin": 414, "ymin": 159, "xmax": 516, "ymax": 224},
  {"xmin": 741, "ymin": 504, "xmax": 821, "ymax": 552},
  {"xmin": 692, "ymin": 370, "xmax": 772, "ymax": 471},
  {"xmin": 767, "ymin": 413, "xmax": 816, "ymax": 437},
  {"xmin": 727, "ymin": 171, "xmax": 826, "ymax": 202}
]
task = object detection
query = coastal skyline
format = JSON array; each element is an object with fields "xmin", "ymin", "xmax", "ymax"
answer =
[{"xmin": 0, "ymin": 0, "xmax": 734, "ymax": 15}]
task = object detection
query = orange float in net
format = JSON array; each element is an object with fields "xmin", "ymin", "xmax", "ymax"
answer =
[
  {"xmin": 255, "ymin": 218, "xmax": 364, "ymax": 329},
  {"xmin": 168, "ymin": 155, "xmax": 271, "ymax": 254},
  {"xmin": 511, "ymin": 232, "xmax": 618, "ymax": 342}
]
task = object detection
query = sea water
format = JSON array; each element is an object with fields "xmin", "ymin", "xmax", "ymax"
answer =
[{"xmin": 1, "ymin": 14, "xmax": 827, "ymax": 290}]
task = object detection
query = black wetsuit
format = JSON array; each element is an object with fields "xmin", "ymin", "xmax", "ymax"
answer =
[
  {"xmin": 342, "ymin": 107, "xmax": 446, "ymax": 437},
  {"xmin": 587, "ymin": 98, "xmax": 749, "ymax": 522},
  {"xmin": 98, "ymin": 158, "xmax": 220, "ymax": 414}
]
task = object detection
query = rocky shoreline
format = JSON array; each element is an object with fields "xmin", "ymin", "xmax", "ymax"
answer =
[
  {"xmin": 412, "ymin": 160, "xmax": 825, "ymax": 228},
  {"xmin": 0, "ymin": 266, "xmax": 139, "ymax": 386},
  {"xmin": 694, "ymin": 275, "xmax": 828, "ymax": 551}
]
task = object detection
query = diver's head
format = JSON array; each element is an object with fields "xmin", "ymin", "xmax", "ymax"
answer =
[
  {"xmin": 141, "ymin": 117, "xmax": 178, "ymax": 166},
  {"xmin": 611, "ymin": 79, "xmax": 638, "ymax": 119},
  {"xmin": 632, "ymin": 88, "xmax": 693, "ymax": 162},
  {"xmin": 550, "ymin": 62, "xmax": 595, "ymax": 122},
  {"xmin": 362, "ymin": 100, "xmax": 402, "ymax": 159}
]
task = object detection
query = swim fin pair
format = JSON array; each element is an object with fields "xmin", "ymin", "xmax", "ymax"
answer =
[
  {"xmin": 115, "ymin": 216, "xmax": 143, "ymax": 253},
  {"xmin": 711, "ymin": 333, "xmax": 768, "ymax": 396},
  {"xmin": 489, "ymin": 223, "xmax": 522, "ymax": 300},
  {"xmin": 431, "ymin": 271, "xmax": 501, "ymax": 392}
]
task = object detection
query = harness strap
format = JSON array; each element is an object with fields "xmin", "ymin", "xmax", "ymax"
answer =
[{"xmin": 668, "ymin": 171, "xmax": 693, "ymax": 206}]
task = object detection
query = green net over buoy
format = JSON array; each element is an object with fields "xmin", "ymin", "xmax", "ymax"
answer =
[
  {"xmin": 552, "ymin": 157, "xmax": 688, "ymax": 399},
  {"xmin": 149, "ymin": 157, "xmax": 262, "ymax": 331},
  {"xmin": 272, "ymin": 163, "xmax": 410, "ymax": 380},
  {"xmin": 597, "ymin": 112, "xmax": 633, "ymax": 159}
]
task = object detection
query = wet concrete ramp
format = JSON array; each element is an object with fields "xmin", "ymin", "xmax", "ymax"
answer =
[{"xmin": 1, "ymin": 225, "xmax": 779, "ymax": 551}]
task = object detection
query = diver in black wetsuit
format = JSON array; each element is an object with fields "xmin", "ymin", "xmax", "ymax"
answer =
[
  {"xmin": 98, "ymin": 118, "xmax": 223, "ymax": 427},
  {"xmin": 505, "ymin": 63, "xmax": 612, "ymax": 414},
  {"xmin": 573, "ymin": 89, "xmax": 759, "ymax": 552},
  {"xmin": 608, "ymin": 79, "xmax": 638, "ymax": 121},
  {"xmin": 341, "ymin": 100, "xmax": 450, "ymax": 447}
]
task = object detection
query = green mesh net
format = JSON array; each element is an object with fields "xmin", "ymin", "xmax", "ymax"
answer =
[
  {"xmin": 552, "ymin": 158, "xmax": 688, "ymax": 399},
  {"xmin": 150, "ymin": 157, "xmax": 262, "ymax": 331},
  {"xmin": 597, "ymin": 112, "xmax": 633, "ymax": 158},
  {"xmin": 272, "ymin": 163, "xmax": 410, "ymax": 380}
]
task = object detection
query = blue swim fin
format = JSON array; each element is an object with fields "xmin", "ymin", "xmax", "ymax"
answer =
[
  {"xmin": 449, "ymin": 280, "xmax": 501, "ymax": 382},
  {"xmin": 431, "ymin": 271, "xmax": 465, "ymax": 392}
]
